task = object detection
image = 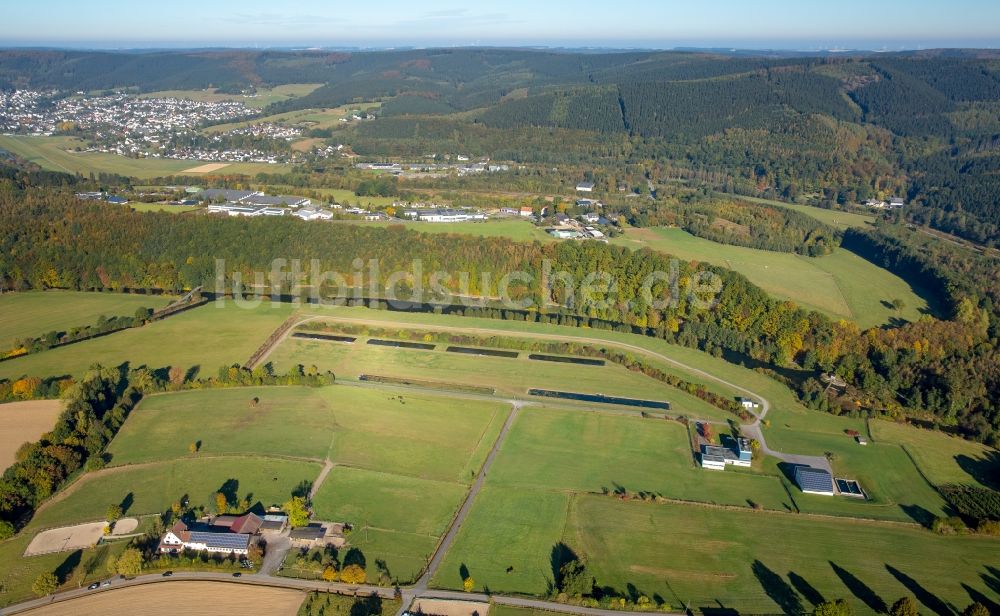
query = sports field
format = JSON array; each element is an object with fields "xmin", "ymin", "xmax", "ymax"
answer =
[
  {"xmin": 26, "ymin": 581, "xmax": 306, "ymax": 616},
  {"xmin": 611, "ymin": 227, "xmax": 931, "ymax": 327},
  {"xmin": 266, "ymin": 335, "xmax": 732, "ymax": 421},
  {"xmin": 0, "ymin": 135, "xmax": 292, "ymax": 178},
  {"xmin": 0, "ymin": 290, "xmax": 171, "ymax": 349},
  {"xmin": 0, "ymin": 300, "xmax": 293, "ymax": 380},
  {"xmin": 0, "ymin": 400, "xmax": 63, "ymax": 470}
]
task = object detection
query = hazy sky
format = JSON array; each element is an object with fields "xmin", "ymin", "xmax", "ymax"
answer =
[{"xmin": 4, "ymin": 0, "xmax": 1000, "ymax": 49}]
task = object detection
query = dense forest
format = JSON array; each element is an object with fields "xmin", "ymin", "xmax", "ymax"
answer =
[{"xmin": 0, "ymin": 181, "xmax": 996, "ymax": 444}]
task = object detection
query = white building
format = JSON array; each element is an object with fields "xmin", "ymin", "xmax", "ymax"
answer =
[
  {"xmin": 158, "ymin": 521, "xmax": 251, "ymax": 556},
  {"xmin": 576, "ymin": 182, "xmax": 595, "ymax": 192}
]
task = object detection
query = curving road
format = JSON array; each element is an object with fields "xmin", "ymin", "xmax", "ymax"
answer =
[{"xmin": 3, "ymin": 311, "xmax": 835, "ymax": 615}]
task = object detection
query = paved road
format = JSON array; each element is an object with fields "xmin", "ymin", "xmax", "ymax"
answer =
[{"xmin": 4, "ymin": 312, "xmax": 834, "ymax": 615}]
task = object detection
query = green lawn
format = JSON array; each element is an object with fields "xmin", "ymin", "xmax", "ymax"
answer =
[
  {"xmin": 203, "ymin": 102, "xmax": 381, "ymax": 134},
  {"xmin": 29, "ymin": 456, "xmax": 322, "ymax": 530},
  {"xmin": 563, "ymin": 495, "xmax": 1000, "ymax": 615},
  {"xmin": 762, "ymin": 408, "xmax": 950, "ymax": 522},
  {"xmin": 0, "ymin": 533, "xmax": 132, "ymax": 607},
  {"xmin": 128, "ymin": 202, "xmax": 200, "ymax": 213},
  {"xmin": 316, "ymin": 387, "xmax": 508, "ymax": 483},
  {"xmin": 0, "ymin": 290, "xmax": 172, "ymax": 349},
  {"xmin": 311, "ymin": 466, "xmax": 467, "ymax": 583},
  {"xmin": 487, "ymin": 407, "xmax": 794, "ymax": 511},
  {"xmin": 0, "ymin": 300, "xmax": 293, "ymax": 380},
  {"xmin": 108, "ymin": 387, "xmax": 338, "ymax": 465},
  {"xmin": 611, "ymin": 227, "xmax": 931, "ymax": 327},
  {"xmin": 871, "ymin": 420, "xmax": 1000, "ymax": 488},
  {"xmin": 267, "ymin": 336, "xmax": 732, "ymax": 421},
  {"xmin": 432, "ymin": 486, "xmax": 571, "ymax": 596},
  {"xmin": 0, "ymin": 135, "xmax": 292, "ymax": 178},
  {"xmin": 359, "ymin": 219, "xmax": 554, "ymax": 242}
]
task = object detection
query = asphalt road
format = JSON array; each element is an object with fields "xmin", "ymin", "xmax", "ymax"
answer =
[{"xmin": 4, "ymin": 311, "xmax": 834, "ymax": 615}]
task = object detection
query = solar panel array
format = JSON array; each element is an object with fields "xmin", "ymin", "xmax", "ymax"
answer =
[
  {"xmin": 188, "ymin": 531, "xmax": 250, "ymax": 550},
  {"xmin": 795, "ymin": 466, "xmax": 834, "ymax": 492}
]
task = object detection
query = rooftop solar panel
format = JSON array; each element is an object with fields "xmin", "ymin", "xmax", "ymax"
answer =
[
  {"xmin": 188, "ymin": 531, "xmax": 250, "ymax": 550},
  {"xmin": 795, "ymin": 466, "xmax": 834, "ymax": 492}
]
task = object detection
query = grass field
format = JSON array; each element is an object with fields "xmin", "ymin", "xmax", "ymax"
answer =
[
  {"xmin": 732, "ymin": 194, "xmax": 876, "ymax": 230},
  {"xmin": 267, "ymin": 336, "xmax": 733, "ymax": 421},
  {"xmin": 29, "ymin": 456, "xmax": 321, "ymax": 530},
  {"xmin": 108, "ymin": 387, "xmax": 338, "ymax": 465},
  {"xmin": 485, "ymin": 407, "xmax": 794, "ymax": 510},
  {"xmin": 141, "ymin": 83, "xmax": 323, "ymax": 109},
  {"xmin": 762, "ymin": 407, "xmax": 951, "ymax": 522},
  {"xmin": 433, "ymin": 486, "xmax": 571, "ymax": 596},
  {"xmin": 311, "ymin": 466, "xmax": 467, "ymax": 582},
  {"xmin": 565, "ymin": 495, "xmax": 1000, "ymax": 615},
  {"xmin": 358, "ymin": 219, "xmax": 554, "ymax": 242},
  {"xmin": 0, "ymin": 135, "xmax": 292, "ymax": 178},
  {"xmin": 0, "ymin": 532, "xmax": 133, "ymax": 608},
  {"xmin": 871, "ymin": 420, "xmax": 1000, "ymax": 488},
  {"xmin": 0, "ymin": 400, "xmax": 63, "ymax": 470},
  {"xmin": 0, "ymin": 300, "xmax": 293, "ymax": 380},
  {"xmin": 26, "ymin": 581, "xmax": 306, "ymax": 616},
  {"xmin": 611, "ymin": 227, "xmax": 931, "ymax": 327},
  {"xmin": 128, "ymin": 202, "xmax": 200, "ymax": 213},
  {"xmin": 0, "ymin": 290, "xmax": 172, "ymax": 349}
]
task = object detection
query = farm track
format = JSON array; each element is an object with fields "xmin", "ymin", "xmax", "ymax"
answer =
[{"xmin": 4, "ymin": 311, "xmax": 847, "ymax": 616}]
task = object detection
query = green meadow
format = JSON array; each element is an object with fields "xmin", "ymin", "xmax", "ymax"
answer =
[
  {"xmin": 0, "ymin": 300, "xmax": 293, "ymax": 380},
  {"xmin": 0, "ymin": 290, "xmax": 171, "ymax": 349},
  {"xmin": 611, "ymin": 227, "xmax": 931, "ymax": 327}
]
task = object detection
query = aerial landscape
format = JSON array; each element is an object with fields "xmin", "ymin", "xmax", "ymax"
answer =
[{"xmin": 1, "ymin": 1, "xmax": 999, "ymax": 615}]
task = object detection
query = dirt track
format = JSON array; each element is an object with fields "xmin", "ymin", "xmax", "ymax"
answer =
[{"xmin": 21, "ymin": 581, "xmax": 305, "ymax": 616}]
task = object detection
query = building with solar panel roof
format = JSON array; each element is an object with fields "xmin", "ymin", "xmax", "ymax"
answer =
[
  {"xmin": 158, "ymin": 520, "xmax": 252, "ymax": 556},
  {"xmin": 794, "ymin": 465, "xmax": 836, "ymax": 496}
]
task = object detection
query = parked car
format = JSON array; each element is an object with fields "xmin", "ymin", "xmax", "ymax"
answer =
[
  {"xmin": 87, "ymin": 582, "xmax": 100, "ymax": 590},
  {"xmin": 162, "ymin": 571, "xmax": 173, "ymax": 577},
  {"xmin": 101, "ymin": 581, "xmax": 111, "ymax": 588},
  {"xmin": 232, "ymin": 572, "xmax": 242, "ymax": 578}
]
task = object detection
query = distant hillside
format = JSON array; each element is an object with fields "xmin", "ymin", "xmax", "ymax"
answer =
[{"xmin": 1, "ymin": 47, "xmax": 999, "ymax": 243}]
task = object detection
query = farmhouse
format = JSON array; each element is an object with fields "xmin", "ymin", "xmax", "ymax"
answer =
[
  {"xmin": 737, "ymin": 397, "xmax": 759, "ymax": 410},
  {"xmin": 576, "ymin": 182, "xmax": 595, "ymax": 192},
  {"xmin": 794, "ymin": 466, "xmax": 835, "ymax": 496},
  {"xmin": 289, "ymin": 522, "xmax": 346, "ymax": 549},
  {"xmin": 699, "ymin": 437, "xmax": 753, "ymax": 470},
  {"xmin": 158, "ymin": 520, "xmax": 251, "ymax": 556},
  {"xmin": 581, "ymin": 212, "xmax": 600, "ymax": 224}
]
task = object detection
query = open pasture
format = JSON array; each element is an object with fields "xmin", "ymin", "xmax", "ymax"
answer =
[
  {"xmin": 564, "ymin": 495, "xmax": 1000, "ymax": 615},
  {"xmin": 141, "ymin": 82, "xmax": 323, "ymax": 108},
  {"xmin": 310, "ymin": 466, "xmax": 468, "ymax": 583},
  {"xmin": 203, "ymin": 102, "xmax": 380, "ymax": 134},
  {"xmin": 0, "ymin": 300, "xmax": 293, "ymax": 380},
  {"xmin": 0, "ymin": 400, "xmax": 63, "ymax": 470},
  {"xmin": 107, "ymin": 387, "xmax": 338, "ymax": 465},
  {"xmin": 486, "ymin": 407, "xmax": 794, "ymax": 511},
  {"xmin": 0, "ymin": 290, "xmax": 171, "ymax": 349},
  {"xmin": 871, "ymin": 419, "xmax": 1000, "ymax": 488},
  {"xmin": 29, "ymin": 457, "xmax": 321, "ymax": 530},
  {"xmin": 268, "ymin": 335, "xmax": 733, "ymax": 421},
  {"xmin": 611, "ymin": 227, "xmax": 931, "ymax": 327},
  {"xmin": 762, "ymin": 408, "xmax": 950, "ymax": 522},
  {"xmin": 315, "ymin": 386, "xmax": 508, "ymax": 483},
  {"xmin": 0, "ymin": 135, "xmax": 292, "ymax": 178},
  {"xmin": 733, "ymin": 194, "xmax": 876, "ymax": 230}
]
